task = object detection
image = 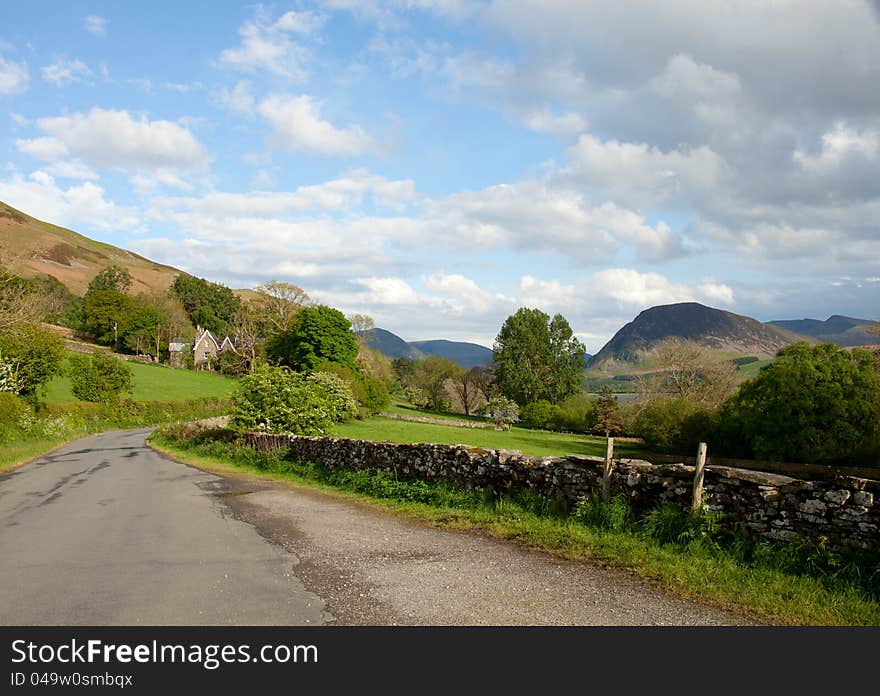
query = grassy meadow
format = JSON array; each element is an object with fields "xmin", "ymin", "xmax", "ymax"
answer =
[{"xmin": 43, "ymin": 356, "xmax": 237, "ymax": 403}]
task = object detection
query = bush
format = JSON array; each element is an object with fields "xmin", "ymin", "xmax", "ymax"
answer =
[
  {"xmin": 0, "ymin": 392, "xmax": 28, "ymax": 425},
  {"xmin": 519, "ymin": 400, "xmax": 561, "ymax": 430},
  {"xmin": 572, "ymin": 493, "xmax": 633, "ymax": 531},
  {"xmin": 232, "ymin": 363, "xmax": 339, "ymax": 435},
  {"xmin": 360, "ymin": 377, "xmax": 391, "ymax": 415},
  {"xmin": 306, "ymin": 371, "xmax": 358, "ymax": 422},
  {"xmin": 69, "ymin": 351, "xmax": 134, "ymax": 403},
  {"xmin": 0, "ymin": 324, "xmax": 65, "ymax": 400},
  {"xmin": 632, "ymin": 396, "xmax": 715, "ymax": 453}
]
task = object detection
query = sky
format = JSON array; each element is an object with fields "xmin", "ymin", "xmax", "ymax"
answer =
[{"xmin": 1, "ymin": 0, "xmax": 879, "ymax": 352}]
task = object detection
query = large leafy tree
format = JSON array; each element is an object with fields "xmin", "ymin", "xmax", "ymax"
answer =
[
  {"xmin": 493, "ymin": 308, "xmax": 586, "ymax": 406},
  {"xmin": 171, "ymin": 274, "xmax": 241, "ymax": 336},
  {"xmin": 0, "ymin": 324, "xmax": 65, "ymax": 401},
  {"xmin": 720, "ymin": 342, "xmax": 880, "ymax": 464},
  {"xmin": 267, "ymin": 305, "xmax": 359, "ymax": 373}
]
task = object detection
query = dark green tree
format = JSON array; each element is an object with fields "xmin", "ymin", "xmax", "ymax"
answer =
[
  {"xmin": 83, "ymin": 289, "xmax": 132, "ymax": 347},
  {"xmin": 68, "ymin": 351, "xmax": 133, "ymax": 403},
  {"xmin": 720, "ymin": 342, "xmax": 880, "ymax": 464},
  {"xmin": 171, "ymin": 274, "xmax": 241, "ymax": 336},
  {"xmin": 267, "ymin": 305, "xmax": 359, "ymax": 373},
  {"xmin": 493, "ymin": 307, "xmax": 586, "ymax": 406}
]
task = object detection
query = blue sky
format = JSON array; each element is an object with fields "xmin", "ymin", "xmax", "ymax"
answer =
[{"xmin": 2, "ymin": 1, "xmax": 879, "ymax": 351}]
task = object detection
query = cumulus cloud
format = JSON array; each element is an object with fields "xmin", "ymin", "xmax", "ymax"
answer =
[
  {"xmin": 16, "ymin": 136, "xmax": 69, "ymax": 160},
  {"xmin": 793, "ymin": 122, "xmax": 879, "ymax": 172},
  {"xmin": 0, "ymin": 53, "xmax": 29, "ymax": 95},
  {"xmin": 82, "ymin": 15, "xmax": 107, "ymax": 36},
  {"xmin": 216, "ymin": 80, "xmax": 255, "ymax": 114},
  {"xmin": 41, "ymin": 58, "xmax": 92, "ymax": 86},
  {"xmin": 31, "ymin": 108, "xmax": 209, "ymax": 173},
  {"xmin": 0, "ymin": 170, "xmax": 138, "ymax": 231},
  {"xmin": 258, "ymin": 94, "xmax": 375, "ymax": 157},
  {"xmin": 218, "ymin": 8, "xmax": 324, "ymax": 80}
]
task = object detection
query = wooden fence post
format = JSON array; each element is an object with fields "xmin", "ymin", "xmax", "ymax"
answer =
[
  {"xmin": 691, "ymin": 442, "xmax": 708, "ymax": 514},
  {"xmin": 602, "ymin": 436, "xmax": 614, "ymax": 499}
]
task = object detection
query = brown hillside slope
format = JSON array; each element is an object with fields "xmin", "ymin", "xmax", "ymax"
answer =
[{"xmin": 0, "ymin": 201, "xmax": 183, "ymax": 296}]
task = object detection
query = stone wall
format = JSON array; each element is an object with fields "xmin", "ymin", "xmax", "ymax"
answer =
[{"xmin": 244, "ymin": 433, "xmax": 879, "ymax": 551}]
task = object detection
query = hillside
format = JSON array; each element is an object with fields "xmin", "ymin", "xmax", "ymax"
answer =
[
  {"xmin": 588, "ymin": 302, "xmax": 804, "ymax": 368},
  {"xmin": 410, "ymin": 340, "xmax": 493, "ymax": 368},
  {"xmin": 0, "ymin": 200, "xmax": 182, "ymax": 296},
  {"xmin": 768, "ymin": 315, "xmax": 879, "ymax": 347},
  {"xmin": 361, "ymin": 328, "xmax": 426, "ymax": 361}
]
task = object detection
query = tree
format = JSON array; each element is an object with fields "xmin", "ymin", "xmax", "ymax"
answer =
[
  {"xmin": 471, "ymin": 363, "xmax": 499, "ymax": 403},
  {"xmin": 592, "ymin": 385, "xmax": 623, "ymax": 436},
  {"xmin": 83, "ymin": 289, "xmax": 131, "ymax": 347},
  {"xmin": 252, "ymin": 280, "xmax": 309, "ymax": 333},
  {"xmin": 640, "ymin": 338, "xmax": 739, "ymax": 410},
  {"xmin": 87, "ymin": 265, "xmax": 132, "ymax": 294},
  {"xmin": 0, "ymin": 324, "xmax": 65, "ymax": 401},
  {"xmin": 68, "ymin": 351, "xmax": 133, "ymax": 403},
  {"xmin": 493, "ymin": 308, "xmax": 586, "ymax": 406},
  {"xmin": 0, "ymin": 272, "xmax": 46, "ymax": 335},
  {"xmin": 267, "ymin": 305, "xmax": 359, "ymax": 373},
  {"xmin": 171, "ymin": 274, "xmax": 241, "ymax": 336},
  {"xmin": 410, "ymin": 356, "xmax": 462, "ymax": 412},
  {"xmin": 720, "ymin": 342, "xmax": 880, "ymax": 464},
  {"xmin": 450, "ymin": 367, "xmax": 483, "ymax": 415},
  {"xmin": 480, "ymin": 396, "xmax": 519, "ymax": 430}
]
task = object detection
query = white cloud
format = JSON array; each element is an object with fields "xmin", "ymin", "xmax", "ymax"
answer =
[
  {"xmin": 219, "ymin": 9, "xmax": 325, "ymax": 80},
  {"xmin": 16, "ymin": 137, "xmax": 69, "ymax": 160},
  {"xmin": 523, "ymin": 107, "xmax": 586, "ymax": 137},
  {"xmin": 82, "ymin": 15, "xmax": 107, "ymax": 36},
  {"xmin": 216, "ymin": 80, "xmax": 255, "ymax": 113},
  {"xmin": 10, "ymin": 112, "xmax": 30, "ymax": 126},
  {"xmin": 258, "ymin": 94, "xmax": 375, "ymax": 157},
  {"xmin": 0, "ymin": 170, "xmax": 138, "ymax": 231},
  {"xmin": 794, "ymin": 121, "xmax": 879, "ymax": 172},
  {"xmin": 0, "ymin": 54, "xmax": 29, "ymax": 95},
  {"xmin": 45, "ymin": 160, "xmax": 99, "ymax": 181},
  {"xmin": 34, "ymin": 108, "xmax": 209, "ymax": 172},
  {"xmin": 41, "ymin": 58, "xmax": 92, "ymax": 86}
]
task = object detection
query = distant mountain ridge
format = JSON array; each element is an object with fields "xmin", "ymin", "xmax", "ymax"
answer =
[
  {"xmin": 587, "ymin": 302, "xmax": 806, "ymax": 367},
  {"xmin": 768, "ymin": 315, "xmax": 879, "ymax": 347},
  {"xmin": 361, "ymin": 329, "xmax": 493, "ymax": 368}
]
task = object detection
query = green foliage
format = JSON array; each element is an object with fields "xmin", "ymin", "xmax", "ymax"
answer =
[
  {"xmin": 519, "ymin": 400, "xmax": 562, "ymax": 430},
  {"xmin": 361, "ymin": 377, "xmax": 391, "ymax": 415},
  {"xmin": 0, "ymin": 392, "xmax": 28, "ymax": 425},
  {"xmin": 171, "ymin": 274, "xmax": 241, "ymax": 336},
  {"xmin": 573, "ymin": 494, "xmax": 633, "ymax": 531},
  {"xmin": 408, "ymin": 355, "xmax": 461, "ymax": 412},
  {"xmin": 0, "ymin": 324, "xmax": 65, "ymax": 400},
  {"xmin": 232, "ymin": 362, "xmax": 339, "ymax": 435},
  {"xmin": 306, "ymin": 371, "xmax": 359, "ymax": 422},
  {"xmin": 633, "ymin": 396, "xmax": 714, "ymax": 452},
  {"xmin": 83, "ymin": 289, "xmax": 131, "ymax": 346},
  {"xmin": 641, "ymin": 503, "xmax": 724, "ymax": 549},
  {"xmin": 719, "ymin": 342, "xmax": 880, "ymax": 464},
  {"xmin": 592, "ymin": 385, "xmax": 623, "ymax": 436},
  {"xmin": 267, "ymin": 305, "xmax": 358, "ymax": 373},
  {"xmin": 314, "ymin": 361, "xmax": 390, "ymax": 417},
  {"xmin": 68, "ymin": 351, "xmax": 134, "ymax": 403},
  {"xmin": 493, "ymin": 307, "xmax": 586, "ymax": 406},
  {"xmin": 88, "ymin": 265, "xmax": 132, "ymax": 294}
]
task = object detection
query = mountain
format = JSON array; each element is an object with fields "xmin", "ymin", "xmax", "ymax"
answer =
[
  {"xmin": 768, "ymin": 316, "xmax": 879, "ymax": 347},
  {"xmin": 588, "ymin": 302, "xmax": 804, "ymax": 367},
  {"xmin": 0, "ymin": 201, "xmax": 182, "ymax": 295},
  {"xmin": 361, "ymin": 328, "xmax": 426, "ymax": 361},
  {"xmin": 361, "ymin": 329, "xmax": 494, "ymax": 368},
  {"xmin": 410, "ymin": 340, "xmax": 493, "ymax": 368}
]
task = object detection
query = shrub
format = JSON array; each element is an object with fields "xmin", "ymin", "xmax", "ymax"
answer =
[
  {"xmin": 519, "ymin": 400, "xmax": 562, "ymax": 430},
  {"xmin": 0, "ymin": 392, "xmax": 28, "ymax": 425},
  {"xmin": 69, "ymin": 351, "xmax": 134, "ymax": 403},
  {"xmin": 0, "ymin": 324, "xmax": 65, "ymax": 400},
  {"xmin": 360, "ymin": 377, "xmax": 391, "ymax": 415},
  {"xmin": 306, "ymin": 371, "xmax": 358, "ymax": 422},
  {"xmin": 232, "ymin": 363, "xmax": 338, "ymax": 435},
  {"xmin": 480, "ymin": 396, "xmax": 519, "ymax": 430},
  {"xmin": 632, "ymin": 396, "xmax": 714, "ymax": 453}
]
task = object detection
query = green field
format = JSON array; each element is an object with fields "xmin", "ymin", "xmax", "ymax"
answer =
[
  {"xmin": 334, "ymin": 416, "xmax": 641, "ymax": 458},
  {"xmin": 44, "ymin": 358, "xmax": 237, "ymax": 403},
  {"xmin": 737, "ymin": 358, "xmax": 775, "ymax": 379}
]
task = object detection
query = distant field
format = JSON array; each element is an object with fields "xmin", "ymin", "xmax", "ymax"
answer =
[
  {"xmin": 737, "ymin": 358, "xmax": 775, "ymax": 379},
  {"xmin": 44, "ymin": 358, "xmax": 237, "ymax": 403},
  {"xmin": 334, "ymin": 416, "xmax": 642, "ymax": 458}
]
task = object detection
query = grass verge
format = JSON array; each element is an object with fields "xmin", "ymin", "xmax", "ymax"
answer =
[
  {"xmin": 0, "ymin": 438, "xmax": 70, "ymax": 474},
  {"xmin": 150, "ymin": 428, "xmax": 880, "ymax": 626}
]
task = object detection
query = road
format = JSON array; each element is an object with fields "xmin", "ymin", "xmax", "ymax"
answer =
[{"xmin": 0, "ymin": 429, "xmax": 749, "ymax": 625}]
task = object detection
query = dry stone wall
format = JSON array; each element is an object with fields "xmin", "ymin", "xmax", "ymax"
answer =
[{"xmin": 244, "ymin": 433, "xmax": 879, "ymax": 551}]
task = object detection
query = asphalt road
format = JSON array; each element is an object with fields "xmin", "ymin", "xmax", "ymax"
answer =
[{"xmin": 0, "ymin": 429, "xmax": 750, "ymax": 626}]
